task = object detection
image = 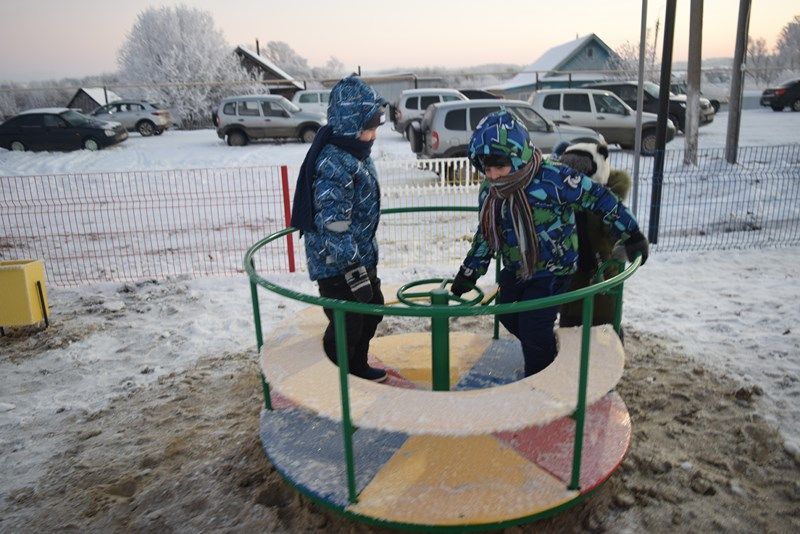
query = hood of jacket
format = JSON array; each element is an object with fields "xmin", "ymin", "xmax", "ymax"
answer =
[{"xmin": 327, "ymin": 75, "xmax": 386, "ymax": 138}]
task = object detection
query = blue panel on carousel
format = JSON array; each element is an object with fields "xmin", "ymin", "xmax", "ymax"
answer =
[
  {"xmin": 259, "ymin": 407, "xmax": 408, "ymax": 508},
  {"xmin": 455, "ymin": 338, "xmax": 524, "ymax": 390}
]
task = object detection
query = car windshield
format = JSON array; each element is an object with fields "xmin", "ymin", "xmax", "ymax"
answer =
[
  {"xmin": 279, "ymin": 97, "xmax": 301, "ymax": 113},
  {"xmin": 508, "ymin": 106, "xmax": 549, "ymax": 132},
  {"xmin": 60, "ymin": 110, "xmax": 94, "ymax": 127}
]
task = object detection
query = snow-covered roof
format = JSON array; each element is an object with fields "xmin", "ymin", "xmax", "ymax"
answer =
[
  {"xmin": 487, "ymin": 34, "xmax": 612, "ymax": 91},
  {"xmin": 80, "ymin": 87, "xmax": 121, "ymax": 105},
  {"xmin": 235, "ymin": 46, "xmax": 304, "ymax": 90},
  {"xmin": 19, "ymin": 107, "xmax": 71, "ymax": 114}
]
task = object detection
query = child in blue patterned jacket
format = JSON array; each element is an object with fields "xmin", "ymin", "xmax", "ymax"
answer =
[
  {"xmin": 290, "ymin": 75, "xmax": 388, "ymax": 382},
  {"xmin": 450, "ymin": 110, "xmax": 648, "ymax": 377}
]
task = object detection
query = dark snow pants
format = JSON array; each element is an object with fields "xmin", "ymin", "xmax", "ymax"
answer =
[
  {"xmin": 496, "ymin": 270, "xmax": 572, "ymax": 377},
  {"xmin": 317, "ymin": 268, "xmax": 384, "ymax": 374}
]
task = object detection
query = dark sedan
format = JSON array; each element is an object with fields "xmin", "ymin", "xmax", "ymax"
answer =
[
  {"xmin": 760, "ymin": 79, "xmax": 800, "ymax": 112},
  {"xmin": 0, "ymin": 108, "xmax": 128, "ymax": 151}
]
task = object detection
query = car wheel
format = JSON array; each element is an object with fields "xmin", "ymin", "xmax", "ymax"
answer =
[
  {"xmin": 405, "ymin": 123, "xmax": 416, "ymax": 140},
  {"xmin": 771, "ymin": 104, "xmax": 784, "ymax": 112},
  {"xmin": 137, "ymin": 120, "xmax": 156, "ymax": 136},
  {"xmin": 153, "ymin": 128, "xmax": 164, "ymax": 136},
  {"xmin": 226, "ymin": 130, "xmax": 248, "ymax": 147},
  {"xmin": 711, "ymin": 101, "xmax": 721, "ymax": 113},
  {"xmin": 640, "ymin": 130, "xmax": 657, "ymax": 156},
  {"xmin": 83, "ymin": 138, "xmax": 100, "ymax": 151},
  {"xmin": 10, "ymin": 140, "xmax": 26, "ymax": 151},
  {"xmin": 300, "ymin": 127, "xmax": 318, "ymax": 143},
  {"xmin": 791, "ymin": 99, "xmax": 800, "ymax": 112}
]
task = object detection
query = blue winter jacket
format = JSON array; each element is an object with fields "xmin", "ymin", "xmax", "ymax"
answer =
[
  {"xmin": 302, "ymin": 77, "xmax": 384, "ymax": 280},
  {"xmin": 462, "ymin": 160, "xmax": 641, "ymax": 280}
]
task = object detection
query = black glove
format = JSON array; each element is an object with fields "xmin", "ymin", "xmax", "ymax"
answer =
[
  {"xmin": 450, "ymin": 266, "xmax": 477, "ymax": 296},
  {"xmin": 624, "ymin": 231, "xmax": 649, "ymax": 266},
  {"xmin": 343, "ymin": 264, "xmax": 373, "ymax": 302}
]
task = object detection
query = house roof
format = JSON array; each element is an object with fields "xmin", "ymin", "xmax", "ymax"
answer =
[
  {"xmin": 79, "ymin": 87, "xmax": 122, "ymax": 105},
  {"xmin": 488, "ymin": 34, "xmax": 614, "ymax": 91},
  {"xmin": 235, "ymin": 46, "xmax": 304, "ymax": 90}
]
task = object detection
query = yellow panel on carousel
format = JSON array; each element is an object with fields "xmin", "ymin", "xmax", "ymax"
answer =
[
  {"xmin": 369, "ymin": 331, "xmax": 490, "ymax": 388},
  {"xmin": 349, "ymin": 434, "xmax": 577, "ymax": 526}
]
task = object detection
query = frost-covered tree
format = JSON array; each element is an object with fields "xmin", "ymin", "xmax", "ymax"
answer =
[
  {"xmin": 118, "ymin": 5, "xmax": 259, "ymax": 128},
  {"xmin": 311, "ymin": 56, "xmax": 347, "ymax": 81},
  {"xmin": 606, "ymin": 30, "xmax": 658, "ymax": 81},
  {"xmin": 747, "ymin": 37, "xmax": 778, "ymax": 85},
  {"xmin": 775, "ymin": 15, "xmax": 800, "ymax": 71},
  {"xmin": 264, "ymin": 41, "xmax": 312, "ymax": 78}
]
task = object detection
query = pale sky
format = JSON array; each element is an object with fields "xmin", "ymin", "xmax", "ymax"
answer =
[{"xmin": 0, "ymin": 0, "xmax": 796, "ymax": 82}]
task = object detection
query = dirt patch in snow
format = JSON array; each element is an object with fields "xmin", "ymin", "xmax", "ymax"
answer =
[{"xmin": 2, "ymin": 329, "xmax": 799, "ymax": 532}]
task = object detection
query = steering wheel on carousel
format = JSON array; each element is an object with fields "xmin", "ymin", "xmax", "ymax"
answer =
[{"xmin": 396, "ymin": 278, "xmax": 485, "ymax": 307}]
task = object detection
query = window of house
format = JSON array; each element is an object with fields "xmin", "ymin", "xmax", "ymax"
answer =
[
  {"xmin": 587, "ymin": 47, "xmax": 594, "ymax": 58},
  {"xmin": 238, "ymin": 101, "xmax": 261, "ymax": 116},
  {"xmin": 543, "ymin": 94, "xmax": 560, "ymax": 110},
  {"xmin": 563, "ymin": 93, "xmax": 591, "ymax": 112},
  {"xmin": 444, "ymin": 108, "xmax": 467, "ymax": 130}
]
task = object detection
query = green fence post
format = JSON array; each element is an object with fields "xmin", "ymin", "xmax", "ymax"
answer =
[
  {"xmin": 333, "ymin": 309, "xmax": 358, "ymax": 504},
  {"xmin": 569, "ymin": 295, "xmax": 595, "ymax": 491},
  {"xmin": 430, "ymin": 289, "xmax": 451, "ymax": 391}
]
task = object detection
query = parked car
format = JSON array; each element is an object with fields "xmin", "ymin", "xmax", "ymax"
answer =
[
  {"xmin": 669, "ymin": 82, "xmax": 721, "ymax": 113},
  {"xmin": 213, "ymin": 95, "xmax": 327, "ymax": 146},
  {"xmin": 291, "ymin": 89, "xmax": 331, "ymax": 116},
  {"xmin": 91, "ymin": 100, "xmax": 172, "ymax": 136},
  {"xmin": 409, "ymin": 99, "xmax": 605, "ymax": 160},
  {"xmin": 759, "ymin": 79, "xmax": 800, "ymax": 112},
  {"xmin": 529, "ymin": 88, "xmax": 675, "ymax": 154},
  {"xmin": 391, "ymin": 88, "xmax": 467, "ymax": 138},
  {"xmin": 585, "ymin": 81, "xmax": 714, "ymax": 133},
  {"xmin": 0, "ymin": 107, "xmax": 127, "ymax": 151}
]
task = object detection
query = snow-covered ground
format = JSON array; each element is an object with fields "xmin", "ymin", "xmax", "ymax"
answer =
[{"xmin": 1, "ymin": 106, "xmax": 799, "ymax": 520}]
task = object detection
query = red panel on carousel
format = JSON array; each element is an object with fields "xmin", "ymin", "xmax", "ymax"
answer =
[{"xmin": 495, "ymin": 392, "xmax": 631, "ymax": 492}]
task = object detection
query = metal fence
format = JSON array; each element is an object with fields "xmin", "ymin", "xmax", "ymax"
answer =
[{"xmin": 1, "ymin": 146, "xmax": 799, "ymax": 287}]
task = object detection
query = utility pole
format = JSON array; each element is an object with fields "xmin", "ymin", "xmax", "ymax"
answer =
[
  {"xmin": 648, "ymin": 0, "xmax": 677, "ymax": 245},
  {"xmin": 631, "ymin": 0, "xmax": 649, "ymax": 217},
  {"xmin": 725, "ymin": 0, "xmax": 752, "ymax": 164},
  {"xmin": 684, "ymin": 0, "xmax": 704, "ymax": 165},
  {"xmin": 651, "ymin": 17, "xmax": 660, "ymax": 79}
]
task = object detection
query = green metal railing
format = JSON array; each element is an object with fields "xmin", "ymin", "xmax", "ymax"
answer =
[{"xmin": 245, "ymin": 206, "xmax": 641, "ymax": 504}]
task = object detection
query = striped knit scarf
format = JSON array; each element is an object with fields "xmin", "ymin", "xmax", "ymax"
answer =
[{"xmin": 479, "ymin": 148, "xmax": 543, "ymax": 280}]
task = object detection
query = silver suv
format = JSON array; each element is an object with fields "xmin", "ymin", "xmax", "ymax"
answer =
[
  {"xmin": 391, "ymin": 88, "xmax": 467, "ymax": 138},
  {"xmin": 91, "ymin": 100, "xmax": 172, "ymax": 137},
  {"xmin": 410, "ymin": 99, "xmax": 605, "ymax": 159},
  {"xmin": 214, "ymin": 95, "xmax": 327, "ymax": 146},
  {"xmin": 529, "ymin": 88, "xmax": 675, "ymax": 154}
]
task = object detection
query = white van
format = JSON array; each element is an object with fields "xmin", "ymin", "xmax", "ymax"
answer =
[{"xmin": 291, "ymin": 90, "xmax": 331, "ymax": 117}]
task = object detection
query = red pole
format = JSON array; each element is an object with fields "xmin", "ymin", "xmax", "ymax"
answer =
[{"xmin": 280, "ymin": 165, "xmax": 296, "ymax": 273}]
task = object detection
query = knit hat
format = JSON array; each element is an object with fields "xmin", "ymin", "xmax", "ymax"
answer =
[{"xmin": 468, "ymin": 110, "xmax": 534, "ymax": 173}]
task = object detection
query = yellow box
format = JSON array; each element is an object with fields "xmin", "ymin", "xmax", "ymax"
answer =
[{"xmin": 0, "ymin": 259, "xmax": 49, "ymax": 327}]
